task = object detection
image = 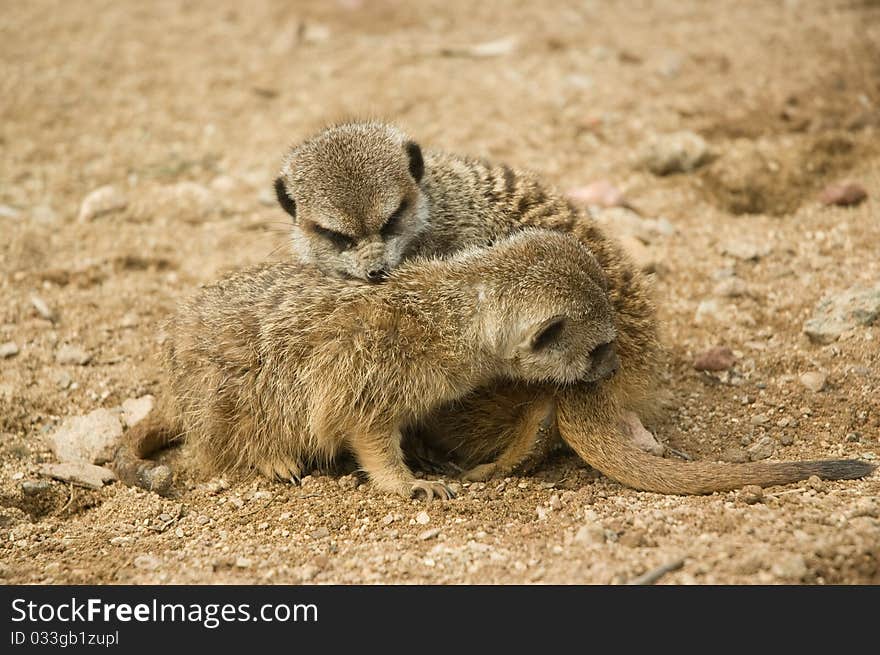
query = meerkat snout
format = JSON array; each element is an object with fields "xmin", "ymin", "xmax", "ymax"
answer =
[{"xmin": 586, "ymin": 341, "xmax": 619, "ymax": 382}]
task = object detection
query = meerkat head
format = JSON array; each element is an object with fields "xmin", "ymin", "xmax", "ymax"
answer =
[
  {"xmin": 470, "ymin": 230, "xmax": 619, "ymax": 386},
  {"xmin": 274, "ymin": 121, "xmax": 429, "ymax": 282}
]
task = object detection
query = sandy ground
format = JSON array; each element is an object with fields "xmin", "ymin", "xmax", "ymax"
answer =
[{"xmin": 1, "ymin": 0, "xmax": 879, "ymax": 584}]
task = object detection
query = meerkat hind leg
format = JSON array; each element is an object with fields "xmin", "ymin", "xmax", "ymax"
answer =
[
  {"xmin": 462, "ymin": 398, "xmax": 556, "ymax": 482},
  {"xmin": 619, "ymin": 410, "xmax": 664, "ymax": 456}
]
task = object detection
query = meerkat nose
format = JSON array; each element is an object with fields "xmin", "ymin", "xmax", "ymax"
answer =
[
  {"xmin": 366, "ymin": 267, "xmax": 388, "ymax": 282},
  {"xmin": 590, "ymin": 341, "xmax": 620, "ymax": 379}
]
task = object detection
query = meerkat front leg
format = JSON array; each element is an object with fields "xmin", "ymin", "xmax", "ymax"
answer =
[
  {"xmin": 257, "ymin": 456, "xmax": 304, "ymax": 485},
  {"xmin": 462, "ymin": 397, "xmax": 557, "ymax": 482},
  {"xmin": 350, "ymin": 427, "xmax": 456, "ymax": 501}
]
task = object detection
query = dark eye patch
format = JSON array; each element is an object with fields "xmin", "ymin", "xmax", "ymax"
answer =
[
  {"xmin": 312, "ymin": 223, "xmax": 355, "ymax": 251},
  {"xmin": 380, "ymin": 198, "xmax": 409, "ymax": 238}
]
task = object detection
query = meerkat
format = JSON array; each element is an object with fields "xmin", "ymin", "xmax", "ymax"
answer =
[
  {"xmin": 271, "ymin": 121, "xmax": 873, "ymax": 491},
  {"xmin": 271, "ymin": 121, "xmax": 661, "ymax": 475},
  {"xmin": 116, "ymin": 230, "xmax": 622, "ymax": 499}
]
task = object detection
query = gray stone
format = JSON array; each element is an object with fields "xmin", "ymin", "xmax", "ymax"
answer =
[
  {"xmin": 39, "ymin": 462, "xmax": 116, "ymax": 489},
  {"xmin": 46, "ymin": 408, "xmax": 123, "ymax": 464},
  {"xmin": 803, "ymin": 284, "xmax": 880, "ymax": 344}
]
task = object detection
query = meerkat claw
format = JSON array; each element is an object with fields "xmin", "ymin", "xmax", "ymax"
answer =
[
  {"xmin": 410, "ymin": 480, "xmax": 455, "ymax": 502},
  {"xmin": 462, "ymin": 462, "xmax": 499, "ymax": 482}
]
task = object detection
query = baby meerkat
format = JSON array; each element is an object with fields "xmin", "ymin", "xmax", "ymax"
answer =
[
  {"xmin": 272, "ymin": 122, "xmax": 874, "ymax": 491},
  {"xmin": 118, "ymin": 230, "xmax": 621, "ymax": 499}
]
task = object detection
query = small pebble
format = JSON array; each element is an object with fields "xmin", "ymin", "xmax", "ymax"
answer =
[
  {"xmin": 415, "ymin": 511, "xmax": 430, "ymax": 525},
  {"xmin": 78, "ymin": 185, "xmax": 128, "ymax": 222},
  {"xmin": 310, "ymin": 527, "xmax": 330, "ymax": 539},
  {"xmin": 121, "ymin": 395, "xmax": 155, "ymax": 428},
  {"xmin": 133, "ymin": 554, "xmax": 161, "ymax": 570},
  {"xmin": 0, "ymin": 342, "xmax": 19, "ymax": 359},
  {"xmin": 640, "ymin": 131, "xmax": 710, "ymax": 175},
  {"xmin": 574, "ymin": 524, "xmax": 606, "ymax": 545},
  {"xmin": 799, "ymin": 371, "xmax": 827, "ymax": 393},
  {"xmin": 721, "ymin": 447, "xmax": 749, "ymax": 464},
  {"xmin": 55, "ymin": 345, "xmax": 92, "ymax": 366},
  {"xmin": 722, "ymin": 239, "xmax": 772, "ymax": 261},
  {"xmin": 418, "ymin": 528, "xmax": 440, "ymax": 541},
  {"xmin": 39, "ymin": 462, "xmax": 116, "ymax": 490},
  {"xmin": 747, "ymin": 435, "xmax": 776, "ymax": 461},
  {"xmin": 740, "ymin": 485, "xmax": 763, "ymax": 504},
  {"xmin": 750, "ymin": 414, "xmax": 769, "ymax": 426},
  {"xmin": 567, "ymin": 180, "xmax": 628, "ymax": 208},
  {"xmin": 771, "ymin": 555, "xmax": 807, "ymax": 581},
  {"xmin": 819, "ymin": 181, "xmax": 867, "ymax": 207},
  {"xmin": 20, "ymin": 480, "xmax": 50, "ymax": 496},
  {"xmin": 693, "ymin": 346, "xmax": 736, "ymax": 372},
  {"xmin": 31, "ymin": 295, "xmax": 56, "ymax": 322},
  {"xmin": 780, "ymin": 434, "xmax": 795, "ymax": 446},
  {"xmin": 713, "ymin": 277, "xmax": 749, "ymax": 298}
]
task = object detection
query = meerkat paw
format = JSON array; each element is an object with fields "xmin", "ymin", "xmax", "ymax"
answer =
[
  {"xmin": 461, "ymin": 462, "xmax": 500, "ymax": 482},
  {"xmin": 258, "ymin": 457, "xmax": 303, "ymax": 485},
  {"xmin": 409, "ymin": 479, "xmax": 456, "ymax": 502},
  {"xmin": 619, "ymin": 411, "xmax": 664, "ymax": 457}
]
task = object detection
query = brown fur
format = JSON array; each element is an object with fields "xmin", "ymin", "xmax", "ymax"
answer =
[
  {"xmin": 116, "ymin": 230, "xmax": 619, "ymax": 498},
  {"xmin": 274, "ymin": 121, "xmax": 873, "ymax": 491}
]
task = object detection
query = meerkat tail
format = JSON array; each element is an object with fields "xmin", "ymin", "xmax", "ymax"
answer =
[
  {"xmin": 556, "ymin": 388, "xmax": 875, "ymax": 495},
  {"xmin": 112, "ymin": 412, "xmax": 179, "ymax": 494}
]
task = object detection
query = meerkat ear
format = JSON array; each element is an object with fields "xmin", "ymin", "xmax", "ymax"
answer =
[
  {"xmin": 274, "ymin": 177, "xmax": 297, "ymax": 220},
  {"xmin": 405, "ymin": 141, "xmax": 424, "ymax": 183},
  {"xmin": 521, "ymin": 316, "xmax": 567, "ymax": 354}
]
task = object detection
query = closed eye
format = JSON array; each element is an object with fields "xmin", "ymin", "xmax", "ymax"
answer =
[
  {"xmin": 312, "ymin": 224, "xmax": 355, "ymax": 251},
  {"xmin": 380, "ymin": 198, "xmax": 409, "ymax": 238}
]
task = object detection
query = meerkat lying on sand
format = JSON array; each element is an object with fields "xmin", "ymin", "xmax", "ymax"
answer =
[{"xmin": 117, "ymin": 230, "xmax": 620, "ymax": 498}]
